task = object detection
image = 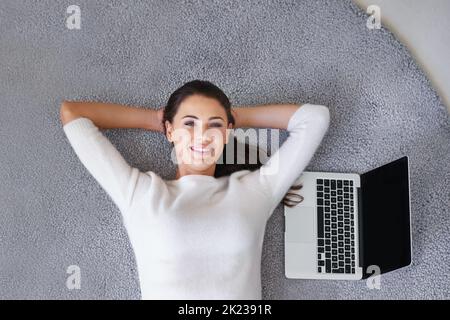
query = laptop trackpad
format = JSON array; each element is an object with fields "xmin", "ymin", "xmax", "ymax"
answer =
[{"xmin": 285, "ymin": 207, "xmax": 315, "ymax": 243}]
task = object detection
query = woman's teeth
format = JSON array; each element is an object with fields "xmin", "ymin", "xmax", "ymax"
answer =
[{"xmin": 190, "ymin": 146, "xmax": 212, "ymax": 154}]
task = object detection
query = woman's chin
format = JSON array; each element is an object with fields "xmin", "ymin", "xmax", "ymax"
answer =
[
  {"xmin": 192, "ymin": 157, "xmax": 215, "ymax": 166},
  {"xmin": 189, "ymin": 154, "xmax": 216, "ymax": 166}
]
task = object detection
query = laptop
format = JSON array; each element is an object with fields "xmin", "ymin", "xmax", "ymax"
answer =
[{"xmin": 284, "ymin": 156, "xmax": 412, "ymax": 280}]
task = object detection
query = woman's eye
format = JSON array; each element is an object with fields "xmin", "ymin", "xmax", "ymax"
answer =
[{"xmin": 184, "ymin": 121, "xmax": 194, "ymax": 126}]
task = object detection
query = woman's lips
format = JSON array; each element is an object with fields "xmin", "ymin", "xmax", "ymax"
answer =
[{"xmin": 190, "ymin": 146, "xmax": 213, "ymax": 155}]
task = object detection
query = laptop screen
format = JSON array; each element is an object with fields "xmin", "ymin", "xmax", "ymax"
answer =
[{"xmin": 359, "ymin": 156, "xmax": 412, "ymax": 278}]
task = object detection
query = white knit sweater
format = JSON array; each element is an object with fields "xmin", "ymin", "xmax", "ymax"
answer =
[{"xmin": 62, "ymin": 103, "xmax": 330, "ymax": 299}]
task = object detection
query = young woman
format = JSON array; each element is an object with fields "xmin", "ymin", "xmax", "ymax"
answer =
[{"xmin": 60, "ymin": 80, "xmax": 330, "ymax": 299}]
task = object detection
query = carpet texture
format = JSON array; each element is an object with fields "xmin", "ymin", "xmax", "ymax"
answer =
[{"xmin": 0, "ymin": 0, "xmax": 448, "ymax": 299}]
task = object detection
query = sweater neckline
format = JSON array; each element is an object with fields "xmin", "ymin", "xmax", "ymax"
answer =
[{"xmin": 171, "ymin": 174, "xmax": 217, "ymax": 183}]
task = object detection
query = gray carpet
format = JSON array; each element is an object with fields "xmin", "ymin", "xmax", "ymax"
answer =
[{"xmin": 0, "ymin": 0, "xmax": 448, "ymax": 299}]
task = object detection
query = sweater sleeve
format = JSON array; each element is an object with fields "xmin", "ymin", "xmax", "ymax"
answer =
[
  {"xmin": 242, "ymin": 103, "xmax": 330, "ymax": 216},
  {"xmin": 62, "ymin": 117, "xmax": 143, "ymax": 214}
]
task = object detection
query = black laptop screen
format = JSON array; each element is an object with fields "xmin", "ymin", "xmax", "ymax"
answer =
[{"xmin": 359, "ymin": 156, "xmax": 412, "ymax": 278}]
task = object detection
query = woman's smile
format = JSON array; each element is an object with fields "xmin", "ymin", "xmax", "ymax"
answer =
[
  {"xmin": 190, "ymin": 145, "xmax": 212, "ymax": 153},
  {"xmin": 190, "ymin": 145, "xmax": 214, "ymax": 157}
]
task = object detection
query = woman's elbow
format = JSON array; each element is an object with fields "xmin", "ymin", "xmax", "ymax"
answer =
[
  {"xmin": 59, "ymin": 101, "xmax": 79, "ymax": 125},
  {"xmin": 314, "ymin": 104, "xmax": 330, "ymax": 128}
]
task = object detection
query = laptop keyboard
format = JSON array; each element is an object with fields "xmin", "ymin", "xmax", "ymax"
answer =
[{"xmin": 316, "ymin": 179, "xmax": 356, "ymax": 274}]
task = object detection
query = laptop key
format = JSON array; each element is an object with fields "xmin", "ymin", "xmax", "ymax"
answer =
[{"xmin": 318, "ymin": 212, "xmax": 324, "ymax": 237}]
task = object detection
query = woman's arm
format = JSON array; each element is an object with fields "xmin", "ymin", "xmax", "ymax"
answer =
[
  {"xmin": 60, "ymin": 100, "xmax": 164, "ymax": 132},
  {"xmin": 231, "ymin": 103, "xmax": 304, "ymax": 129},
  {"xmin": 60, "ymin": 100, "xmax": 160, "ymax": 216},
  {"xmin": 236, "ymin": 103, "xmax": 330, "ymax": 219}
]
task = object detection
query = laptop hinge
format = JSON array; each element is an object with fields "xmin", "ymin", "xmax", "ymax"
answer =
[{"xmin": 357, "ymin": 185, "xmax": 367, "ymax": 278}]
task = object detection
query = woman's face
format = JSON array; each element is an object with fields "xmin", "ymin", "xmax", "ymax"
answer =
[{"xmin": 165, "ymin": 94, "xmax": 233, "ymax": 171}]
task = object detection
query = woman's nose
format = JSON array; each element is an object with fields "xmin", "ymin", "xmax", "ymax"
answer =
[{"xmin": 193, "ymin": 134, "xmax": 211, "ymax": 144}]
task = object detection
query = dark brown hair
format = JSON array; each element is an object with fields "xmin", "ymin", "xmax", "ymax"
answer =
[{"xmin": 161, "ymin": 79, "xmax": 304, "ymax": 208}]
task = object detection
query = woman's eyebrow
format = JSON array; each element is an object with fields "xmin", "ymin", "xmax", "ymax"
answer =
[{"xmin": 182, "ymin": 115, "xmax": 224, "ymax": 121}]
